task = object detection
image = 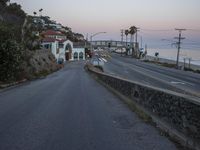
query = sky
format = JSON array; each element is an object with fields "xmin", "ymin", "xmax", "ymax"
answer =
[{"xmin": 11, "ymin": 0, "xmax": 200, "ymax": 48}]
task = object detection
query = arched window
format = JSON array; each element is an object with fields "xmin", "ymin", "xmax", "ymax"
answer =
[
  {"xmin": 79, "ymin": 52, "xmax": 84, "ymax": 60},
  {"xmin": 65, "ymin": 43, "xmax": 72, "ymax": 52},
  {"xmin": 74, "ymin": 52, "xmax": 78, "ymax": 60},
  {"xmin": 65, "ymin": 43, "xmax": 72, "ymax": 61}
]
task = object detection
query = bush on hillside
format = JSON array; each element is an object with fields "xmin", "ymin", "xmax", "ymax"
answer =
[
  {"xmin": 0, "ymin": 23, "xmax": 24, "ymax": 82},
  {"xmin": 6, "ymin": 3, "xmax": 26, "ymax": 18}
]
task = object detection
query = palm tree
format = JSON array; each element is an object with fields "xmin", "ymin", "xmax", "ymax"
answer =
[
  {"xmin": 124, "ymin": 30, "xmax": 129, "ymax": 55},
  {"xmin": 33, "ymin": 11, "xmax": 37, "ymax": 16},
  {"xmin": 129, "ymin": 26, "xmax": 137, "ymax": 57},
  {"xmin": 125, "ymin": 30, "xmax": 129, "ymax": 47},
  {"xmin": 39, "ymin": 8, "xmax": 43, "ymax": 16},
  {"xmin": 129, "ymin": 26, "xmax": 137, "ymax": 44}
]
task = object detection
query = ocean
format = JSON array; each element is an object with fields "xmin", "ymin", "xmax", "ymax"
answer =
[{"xmin": 147, "ymin": 48, "xmax": 200, "ymax": 66}]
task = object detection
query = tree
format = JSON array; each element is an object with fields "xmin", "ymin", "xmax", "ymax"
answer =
[
  {"xmin": 125, "ymin": 30, "xmax": 129, "ymax": 46},
  {"xmin": 39, "ymin": 8, "xmax": 43, "ymax": 16},
  {"xmin": 0, "ymin": 23, "xmax": 24, "ymax": 82},
  {"xmin": 33, "ymin": 11, "xmax": 37, "ymax": 16},
  {"xmin": 129, "ymin": 26, "xmax": 137, "ymax": 44},
  {"xmin": 125, "ymin": 29, "xmax": 129, "ymax": 55},
  {"xmin": 0, "ymin": 0, "xmax": 9, "ymax": 6},
  {"xmin": 129, "ymin": 26, "xmax": 137, "ymax": 57},
  {"xmin": 6, "ymin": 3, "xmax": 26, "ymax": 18},
  {"xmin": 22, "ymin": 17, "xmax": 41, "ymax": 50}
]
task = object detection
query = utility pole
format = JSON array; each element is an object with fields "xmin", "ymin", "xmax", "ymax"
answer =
[
  {"xmin": 120, "ymin": 29, "xmax": 124, "ymax": 56},
  {"xmin": 135, "ymin": 28, "xmax": 139, "ymax": 43},
  {"xmin": 86, "ymin": 33, "xmax": 88, "ymax": 41},
  {"xmin": 120, "ymin": 29, "xmax": 124, "ymax": 44},
  {"xmin": 85, "ymin": 33, "xmax": 88, "ymax": 48},
  {"xmin": 135, "ymin": 27, "xmax": 140, "ymax": 58},
  {"xmin": 174, "ymin": 28, "xmax": 186, "ymax": 69}
]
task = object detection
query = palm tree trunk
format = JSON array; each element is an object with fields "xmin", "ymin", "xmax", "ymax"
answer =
[
  {"xmin": 126, "ymin": 35, "xmax": 127, "ymax": 47},
  {"xmin": 132, "ymin": 35, "xmax": 135, "ymax": 57}
]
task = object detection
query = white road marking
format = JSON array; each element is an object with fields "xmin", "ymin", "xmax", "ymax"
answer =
[
  {"xmin": 101, "ymin": 58, "xmax": 107, "ymax": 62},
  {"xmin": 170, "ymin": 81, "xmax": 186, "ymax": 85}
]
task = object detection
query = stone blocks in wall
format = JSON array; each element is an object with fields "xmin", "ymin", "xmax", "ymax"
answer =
[{"xmin": 88, "ymin": 66, "xmax": 200, "ymax": 148}]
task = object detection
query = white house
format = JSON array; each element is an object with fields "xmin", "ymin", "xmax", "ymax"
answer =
[
  {"xmin": 41, "ymin": 30, "xmax": 85, "ymax": 62},
  {"xmin": 41, "ymin": 38, "xmax": 74, "ymax": 62},
  {"xmin": 41, "ymin": 38, "xmax": 59, "ymax": 60},
  {"xmin": 47, "ymin": 23, "xmax": 62, "ymax": 30},
  {"xmin": 33, "ymin": 17, "xmax": 45, "ymax": 26},
  {"xmin": 58, "ymin": 40, "xmax": 74, "ymax": 61}
]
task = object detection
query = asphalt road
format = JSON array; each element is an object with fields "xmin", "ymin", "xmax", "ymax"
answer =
[
  {"xmin": 104, "ymin": 53, "xmax": 200, "ymax": 97},
  {"xmin": 0, "ymin": 61, "xmax": 177, "ymax": 150}
]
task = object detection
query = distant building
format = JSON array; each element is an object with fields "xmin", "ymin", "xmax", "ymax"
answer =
[
  {"xmin": 33, "ymin": 17, "xmax": 45, "ymax": 26},
  {"xmin": 46, "ymin": 23, "xmax": 62, "ymax": 30},
  {"xmin": 74, "ymin": 33, "xmax": 84, "ymax": 41}
]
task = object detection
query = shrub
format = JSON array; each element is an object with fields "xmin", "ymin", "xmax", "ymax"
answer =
[
  {"xmin": 6, "ymin": 3, "xmax": 26, "ymax": 18},
  {"xmin": 0, "ymin": 23, "xmax": 24, "ymax": 82}
]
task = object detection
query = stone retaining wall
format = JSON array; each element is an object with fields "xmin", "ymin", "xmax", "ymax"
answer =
[
  {"xmin": 87, "ymin": 65, "xmax": 200, "ymax": 149},
  {"xmin": 24, "ymin": 49, "xmax": 59, "ymax": 78}
]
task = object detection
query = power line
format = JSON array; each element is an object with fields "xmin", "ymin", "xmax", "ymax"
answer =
[
  {"xmin": 182, "ymin": 45, "xmax": 200, "ymax": 49},
  {"xmin": 140, "ymin": 28, "xmax": 174, "ymax": 32},
  {"xmin": 186, "ymin": 29, "xmax": 200, "ymax": 32},
  {"xmin": 141, "ymin": 28, "xmax": 200, "ymax": 32},
  {"xmin": 182, "ymin": 42, "xmax": 200, "ymax": 45}
]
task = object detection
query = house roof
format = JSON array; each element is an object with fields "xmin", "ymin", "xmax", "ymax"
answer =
[
  {"xmin": 59, "ymin": 39, "xmax": 68, "ymax": 43},
  {"xmin": 42, "ymin": 37, "xmax": 57, "ymax": 43},
  {"xmin": 42, "ymin": 30, "xmax": 65, "ymax": 36},
  {"xmin": 42, "ymin": 37, "xmax": 70, "ymax": 43}
]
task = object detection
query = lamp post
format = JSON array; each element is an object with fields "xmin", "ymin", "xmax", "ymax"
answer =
[
  {"xmin": 90, "ymin": 32, "xmax": 106, "ymax": 52},
  {"xmin": 90, "ymin": 32, "xmax": 106, "ymax": 68}
]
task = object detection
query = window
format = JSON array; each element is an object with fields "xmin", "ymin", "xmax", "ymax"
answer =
[
  {"xmin": 74, "ymin": 52, "xmax": 78, "ymax": 60},
  {"xmin": 59, "ymin": 43, "xmax": 64, "ymax": 48},
  {"xmin": 44, "ymin": 44, "xmax": 50, "ymax": 49},
  {"xmin": 79, "ymin": 52, "xmax": 84, "ymax": 60},
  {"xmin": 56, "ymin": 48, "xmax": 59, "ymax": 54}
]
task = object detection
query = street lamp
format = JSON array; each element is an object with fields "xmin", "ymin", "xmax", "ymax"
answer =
[
  {"xmin": 90, "ymin": 32, "xmax": 106, "ymax": 68},
  {"xmin": 90, "ymin": 32, "xmax": 106, "ymax": 52}
]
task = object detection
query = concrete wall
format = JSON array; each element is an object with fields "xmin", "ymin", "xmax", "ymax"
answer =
[{"xmin": 87, "ymin": 65, "xmax": 200, "ymax": 149}]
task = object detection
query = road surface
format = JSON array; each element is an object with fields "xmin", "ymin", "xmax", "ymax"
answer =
[
  {"xmin": 0, "ymin": 61, "xmax": 177, "ymax": 150},
  {"xmin": 104, "ymin": 53, "xmax": 200, "ymax": 97}
]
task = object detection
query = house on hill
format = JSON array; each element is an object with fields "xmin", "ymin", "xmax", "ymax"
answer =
[
  {"xmin": 42, "ymin": 30, "xmax": 66, "ymax": 40},
  {"xmin": 41, "ymin": 30, "xmax": 85, "ymax": 62}
]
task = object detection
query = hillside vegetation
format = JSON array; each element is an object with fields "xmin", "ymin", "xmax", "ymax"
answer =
[{"xmin": 0, "ymin": 1, "xmax": 58, "ymax": 83}]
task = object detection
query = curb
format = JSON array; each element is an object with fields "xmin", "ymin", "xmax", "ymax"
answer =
[{"xmin": 0, "ymin": 79, "xmax": 27, "ymax": 89}]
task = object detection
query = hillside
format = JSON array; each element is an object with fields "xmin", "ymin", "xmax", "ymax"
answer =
[{"xmin": 0, "ymin": 2, "xmax": 60, "ymax": 84}]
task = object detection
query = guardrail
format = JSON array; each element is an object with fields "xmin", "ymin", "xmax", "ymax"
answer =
[{"xmin": 86, "ymin": 64, "xmax": 200, "ymax": 150}]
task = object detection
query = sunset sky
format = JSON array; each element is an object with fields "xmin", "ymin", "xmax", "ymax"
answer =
[{"xmin": 12, "ymin": 0, "xmax": 200, "ymax": 47}]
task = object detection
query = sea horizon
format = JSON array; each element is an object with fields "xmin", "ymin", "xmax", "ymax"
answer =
[{"xmin": 147, "ymin": 47, "xmax": 200, "ymax": 66}]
